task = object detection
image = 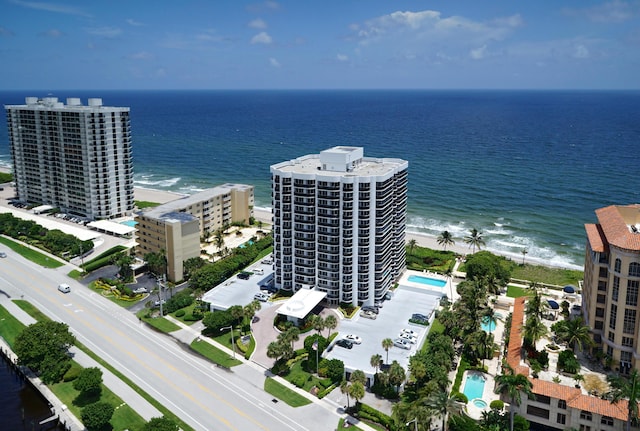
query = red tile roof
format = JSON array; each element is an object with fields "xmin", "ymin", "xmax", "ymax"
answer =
[
  {"xmin": 585, "ymin": 223, "xmax": 606, "ymax": 253},
  {"xmin": 595, "ymin": 205, "xmax": 640, "ymax": 251}
]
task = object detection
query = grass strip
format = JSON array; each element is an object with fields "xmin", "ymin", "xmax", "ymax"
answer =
[
  {"xmin": 13, "ymin": 299, "xmax": 195, "ymax": 431},
  {"xmin": 0, "ymin": 304, "xmax": 26, "ymax": 347},
  {"xmin": 190, "ymin": 338, "xmax": 242, "ymax": 368},
  {"xmin": 507, "ymin": 284, "xmax": 533, "ymax": 298},
  {"xmin": 136, "ymin": 311, "xmax": 182, "ymax": 333},
  {"xmin": 264, "ymin": 377, "xmax": 312, "ymax": 407},
  {"xmin": 0, "ymin": 236, "xmax": 63, "ymax": 268}
]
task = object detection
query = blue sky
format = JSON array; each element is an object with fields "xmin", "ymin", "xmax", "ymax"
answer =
[{"xmin": 1, "ymin": 0, "xmax": 639, "ymax": 90}]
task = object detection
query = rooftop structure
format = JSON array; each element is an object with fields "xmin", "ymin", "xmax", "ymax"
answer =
[
  {"xmin": 5, "ymin": 97, "xmax": 134, "ymax": 220},
  {"xmin": 270, "ymin": 146, "xmax": 408, "ymax": 306}
]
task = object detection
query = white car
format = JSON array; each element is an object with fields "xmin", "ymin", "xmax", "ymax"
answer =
[
  {"xmin": 393, "ymin": 338, "xmax": 412, "ymax": 350},
  {"xmin": 401, "ymin": 328, "xmax": 419, "ymax": 338},
  {"xmin": 360, "ymin": 310, "xmax": 377, "ymax": 320},
  {"xmin": 344, "ymin": 334, "xmax": 362, "ymax": 344},
  {"xmin": 154, "ymin": 299, "xmax": 166, "ymax": 307},
  {"xmin": 399, "ymin": 333, "xmax": 417, "ymax": 344},
  {"xmin": 254, "ymin": 292, "xmax": 270, "ymax": 302},
  {"xmin": 133, "ymin": 287, "xmax": 148, "ymax": 294}
]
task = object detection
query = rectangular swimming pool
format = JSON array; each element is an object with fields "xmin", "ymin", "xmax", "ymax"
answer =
[
  {"xmin": 463, "ymin": 373, "xmax": 486, "ymax": 400},
  {"xmin": 407, "ymin": 275, "xmax": 446, "ymax": 288}
]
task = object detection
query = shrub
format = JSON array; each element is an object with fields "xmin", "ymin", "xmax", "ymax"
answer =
[
  {"xmin": 175, "ymin": 309, "xmax": 186, "ymax": 317},
  {"xmin": 317, "ymin": 383, "xmax": 337, "ymax": 399},
  {"xmin": 558, "ymin": 350, "xmax": 580, "ymax": 374},
  {"xmin": 63, "ymin": 365, "xmax": 82, "ymax": 382},
  {"xmin": 183, "ymin": 313, "xmax": 203, "ymax": 322},
  {"xmin": 452, "ymin": 392, "xmax": 468, "ymax": 403},
  {"xmin": 490, "ymin": 400, "xmax": 504, "ymax": 410},
  {"xmin": 356, "ymin": 403, "xmax": 395, "ymax": 430}
]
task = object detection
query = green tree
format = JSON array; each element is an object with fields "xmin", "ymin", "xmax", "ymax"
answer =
[
  {"xmin": 407, "ymin": 238, "xmax": 417, "ymax": 256},
  {"xmin": 437, "ymin": 231, "xmax": 455, "ymax": 251},
  {"xmin": 340, "ymin": 379, "xmax": 351, "ymax": 410},
  {"xmin": 113, "ymin": 252, "xmax": 134, "ymax": 282},
  {"xmin": 464, "ymin": 228, "xmax": 485, "ymax": 253},
  {"xmin": 81, "ymin": 402, "xmax": 114, "ymax": 431},
  {"xmin": 494, "ymin": 370, "xmax": 534, "ymax": 431},
  {"xmin": 202, "ymin": 310, "xmax": 234, "ymax": 333},
  {"xmin": 388, "ymin": 360, "xmax": 406, "ymax": 392},
  {"xmin": 142, "ymin": 417, "xmax": 179, "ymax": 431},
  {"xmin": 370, "ymin": 354, "xmax": 382, "ymax": 374},
  {"xmin": 183, "ymin": 257, "xmax": 206, "ymax": 280},
  {"xmin": 281, "ymin": 326, "xmax": 300, "ymax": 350},
  {"xmin": 324, "ymin": 314, "xmax": 338, "ymax": 338},
  {"xmin": 522, "ymin": 315, "xmax": 548, "ymax": 348},
  {"xmin": 349, "ymin": 381, "xmax": 365, "ymax": 406},
  {"xmin": 424, "ymin": 390, "xmax": 462, "ymax": 431},
  {"xmin": 521, "ymin": 248, "xmax": 528, "ymax": 265},
  {"xmin": 214, "ymin": 229, "xmax": 225, "ymax": 254},
  {"xmin": 553, "ymin": 317, "xmax": 593, "ymax": 353},
  {"xmin": 14, "ymin": 321, "xmax": 75, "ymax": 384},
  {"xmin": 145, "ymin": 250, "xmax": 167, "ymax": 278},
  {"xmin": 382, "ymin": 338, "xmax": 394, "ymax": 364},
  {"xmin": 350, "ymin": 369, "xmax": 366, "ymax": 386},
  {"xmin": 607, "ymin": 369, "xmax": 640, "ymax": 431},
  {"xmin": 73, "ymin": 367, "xmax": 103, "ymax": 396}
]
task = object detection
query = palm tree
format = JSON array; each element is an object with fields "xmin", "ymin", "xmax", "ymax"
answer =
[
  {"xmin": 388, "ymin": 360, "xmax": 406, "ymax": 393},
  {"xmin": 463, "ymin": 228, "xmax": 485, "ymax": 254},
  {"xmin": 280, "ymin": 326, "xmax": 300, "ymax": 350},
  {"xmin": 309, "ymin": 314, "xmax": 325, "ymax": 336},
  {"xmin": 382, "ymin": 338, "xmax": 394, "ymax": 364},
  {"xmin": 607, "ymin": 369, "xmax": 640, "ymax": 431},
  {"xmin": 324, "ymin": 314, "xmax": 338, "ymax": 339},
  {"xmin": 350, "ymin": 369, "xmax": 366, "ymax": 386},
  {"xmin": 522, "ymin": 315, "xmax": 548, "ymax": 348},
  {"xmin": 423, "ymin": 390, "xmax": 462, "ymax": 431},
  {"xmin": 214, "ymin": 230, "xmax": 225, "ymax": 254},
  {"xmin": 340, "ymin": 379, "xmax": 351, "ymax": 410},
  {"xmin": 407, "ymin": 238, "xmax": 417, "ymax": 256},
  {"xmin": 349, "ymin": 381, "xmax": 366, "ymax": 407},
  {"xmin": 437, "ymin": 231, "xmax": 455, "ymax": 251},
  {"xmin": 521, "ymin": 248, "xmax": 528, "ymax": 265},
  {"xmin": 554, "ymin": 317, "xmax": 593, "ymax": 353},
  {"xmin": 494, "ymin": 370, "xmax": 534, "ymax": 431},
  {"xmin": 370, "ymin": 354, "xmax": 382, "ymax": 375}
]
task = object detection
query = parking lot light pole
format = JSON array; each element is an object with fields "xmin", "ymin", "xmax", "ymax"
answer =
[
  {"xmin": 406, "ymin": 418, "xmax": 417, "ymax": 431},
  {"xmin": 221, "ymin": 325, "xmax": 236, "ymax": 359}
]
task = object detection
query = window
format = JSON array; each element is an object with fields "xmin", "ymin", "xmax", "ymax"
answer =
[
  {"xmin": 630, "ymin": 262, "xmax": 640, "ymax": 277},
  {"xmin": 609, "ymin": 304, "xmax": 617, "ymax": 330},
  {"xmin": 613, "ymin": 276, "xmax": 620, "ymax": 301},
  {"xmin": 580, "ymin": 410, "xmax": 592, "ymax": 421},
  {"xmin": 557, "ymin": 399, "xmax": 567, "ymax": 409},
  {"xmin": 579, "ymin": 426, "xmax": 591, "ymax": 431},
  {"xmin": 595, "ymin": 321, "xmax": 604, "ymax": 330},
  {"xmin": 597, "ymin": 294, "xmax": 606, "ymax": 303},
  {"xmin": 615, "ymin": 258, "xmax": 622, "ymax": 273},
  {"xmin": 556, "ymin": 413, "xmax": 566, "ymax": 424},
  {"xmin": 526, "ymin": 405, "xmax": 549, "ymax": 419},
  {"xmin": 626, "ymin": 280, "xmax": 639, "ymax": 306},
  {"xmin": 608, "ymin": 331, "xmax": 615, "ymax": 342},
  {"xmin": 601, "ymin": 416, "xmax": 614, "ymax": 426},
  {"xmin": 623, "ymin": 309, "xmax": 636, "ymax": 335},
  {"xmin": 622, "ymin": 336, "xmax": 634, "ymax": 347},
  {"xmin": 596, "ymin": 307, "xmax": 605, "ymax": 318}
]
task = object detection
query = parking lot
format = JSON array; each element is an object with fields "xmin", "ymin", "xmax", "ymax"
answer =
[
  {"xmin": 324, "ymin": 282, "xmax": 447, "ymax": 383},
  {"xmin": 201, "ymin": 256, "xmax": 276, "ymax": 311}
]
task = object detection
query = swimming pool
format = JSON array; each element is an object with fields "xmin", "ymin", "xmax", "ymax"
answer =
[
  {"xmin": 120, "ymin": 220, "xmax": 138, "ymax": 227},
  {"xmin": 238, "ymin": 240, "xmax": 254, "ymax": 248},
  {"xmin": 472, "ymin": 399, "xmax": 487, "ymax": 408},
  {"xmin": 481, "ymin": 313, "xmax": 503, "ymax": 332},
  {"xmin": 407, "ymin": 275, "xmax": 446, "ymax": 288},
  {"xmin": 463, "ymin": 373, "xmax": 486, "ymax": 401}
]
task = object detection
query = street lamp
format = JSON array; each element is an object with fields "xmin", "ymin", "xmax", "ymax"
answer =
[
  {"xmin": 221, "ymin": 325, "xmax": 236, "ymax": 359},
  {"xmin": 406, "ymin": 418, "xmax": 418, "ymax": 431}
]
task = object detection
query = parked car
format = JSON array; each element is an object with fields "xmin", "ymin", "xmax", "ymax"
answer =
[
  {"xmin": 0, "ymin": 252, "xmax": 6, "ymax": 258},
  {"xmin": 344, "ymin": 334, "xmax": 362, "ymax": 344},
  {"xmin": 411, "ymin": 313, "xmax": 429, "ymax": 323},
  {"xmin": 237, "ymin": 272, "xmax": 250, "ymax": 280},
  {"xmin": 133, "ymin": 287, "xmax": 148, "ymax": 294},
  {"xmin": 254, "ymin": 292, "xmax": 270, "ymax": 302},
  {"xmin": 359, "ymin": 310, "xmax": 377, "ymax": 320},
  {"xmin": 393, "ymin": 338, "xmax": 412, "ymax": 350},
  {"xmin": 254, "ymin": 268, "xmax": 264, "ymax": 275},
  {"xmin": 154, "ymin": 299, "xmax": 166, "ymax": 307},
  {"xmin": 400, "ymin": 328, "xmax": 419, "ymax": 338},
  {"xmin": 361, "ymin": 305, "xmax": 379, "ymax": 314},
  {"xmin": 374, "ymin": 301, "xmax": 383, "ymax": 308},
  {"xmin": 336, "ymin": 339, "xmax": 354, "ymax": 349},
  {"xmin": 398, "ymin": 333, "xmax": 417, "ymax": 344}
]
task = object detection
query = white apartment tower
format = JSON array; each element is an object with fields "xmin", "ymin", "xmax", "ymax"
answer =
[
  {"xmin": 271, "ymin": 146, "xmax": 408, "ymax": 306},
  {"xmin": 5, "ymin": 97, "xmax": 134, "ymax": 220}
]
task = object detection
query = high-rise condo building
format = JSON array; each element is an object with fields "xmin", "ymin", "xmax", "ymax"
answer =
[
  {"xmin": 583, "ymin": 204, "xmax": 640, "ymax": 373},
  {"xmin": 5, "ymin": 97, "xmax": 134, "ymax": 220},
  {"xmin": 270, "ymin": 146, "xmax": 408, "ymax": 306}
]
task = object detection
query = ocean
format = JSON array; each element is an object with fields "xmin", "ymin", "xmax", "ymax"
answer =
[{"xmin": 1, "ymin": 89, "xmax": 639, "ymax": 270}]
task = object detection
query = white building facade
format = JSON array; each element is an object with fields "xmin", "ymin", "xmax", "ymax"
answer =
[
  {"xmin": 5, "ymin": 96, "xmax": 134, "ymax": 220},
  {"xmin": 270, "ymin": 146, "xmax": 408, "ymax": 306}
]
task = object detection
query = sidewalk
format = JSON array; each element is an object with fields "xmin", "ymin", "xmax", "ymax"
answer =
[
  {"xmin": 0, "ymin": 296, "xmax": 162, "ymax": 430},
  {"xmin": 163, "ymin": 314, "xmax": 380, "ymax": 431}
]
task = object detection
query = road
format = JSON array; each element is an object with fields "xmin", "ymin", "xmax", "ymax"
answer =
[{"xmin": 0, "ymin": 248, "xmax": 343, "ymax": 431}]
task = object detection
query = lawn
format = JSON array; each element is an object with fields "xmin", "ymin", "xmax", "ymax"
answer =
[
  {"xmin": 14, "ymin": 299, "xmax": 49, "ymax": 322},
  {"xmin": 0, "ymin": 236, "xmax": 63, "ymax": 268},
  {"xmin": 190, "ymin": 338, "xmax": 242, "ymax": 368},
  {"xmin": 283, "ymin": 360, "xmax": 325, "ymax": 392},
  {"xmin": 0, "ymin": 304, "xmax": 27, "ymax": 346},
  {"xmin": 507, "ymin": 285, "xmax": 534, "ymax": 298},
  {"xmin": 170, "ymin": 303, "xmax": 200, "ymax": 325},
  {"xmin": 509, "ymin": 263, "xmax": 583, "ymax": 286},
  {"xmin": 406, "ymin": 245, "xmax": 456, "ymax": 273},
  {"xmin": 264, "ymin": 377, "xmax": 312, "ymax": 407},
  {"xmin": 135, "ymin": 200, "xmax": 160, "ymax": 209},
  {"xmin": 421, "ymin": 317, "xmax": 445, "ymax": 353},
  {"xmin": 137, "ymin": 311, "xmax": 182, "ymax": 333}
]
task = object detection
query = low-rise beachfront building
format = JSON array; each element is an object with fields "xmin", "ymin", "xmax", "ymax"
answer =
[
  {"xmin": 503, "ymin": 298, "xmax": 638, "ymax": 431},
  {"xmin": 135, "ymin": 184, "xmax": 254, "ymax": 281},
  {"xmin": 5, "ymin": 96, "xmax": 134, "ymax": 220},
  {"xmin": 583, "ymin": 204, "xmax": 640, "ymax": 373},
  {"xmin": 270, "ymin": 146, "xmax": 408, "ymax": 306}
]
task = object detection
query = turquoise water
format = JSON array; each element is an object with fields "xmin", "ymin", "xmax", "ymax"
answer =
[
  {"xmin": 481, "ymin": 316, "xmax": 497, "ymax": 332},
  {"xmin": 239, "ymin": 240, "xmax": 254, "ymax": 249},
  {"xmin": 407, "ymin": 275, "xmax": 446, "ymax": 288},
  {"xmin": 120, "ymin": 220, "xmax": 138, "ymax": 227},
  {"xmin": 473, "ymin": 399, "xmax": 488, "ymax": 408},
  {"xmin": 463, "ymin": 373, "xmax": 486, "ymax": 400}
]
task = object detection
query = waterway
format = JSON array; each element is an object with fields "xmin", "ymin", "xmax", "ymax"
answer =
[{"xmin": 0, "ymin": 357, "xmax": 64, "ymax": 431}]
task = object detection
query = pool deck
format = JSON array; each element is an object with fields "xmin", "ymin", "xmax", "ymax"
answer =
[{"xmin": 399, "ymin": 269, "xmax": 455, "ymax": 301}]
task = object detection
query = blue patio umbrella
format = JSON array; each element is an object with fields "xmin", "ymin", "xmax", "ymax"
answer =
[
  {"xmin": 563, "ymin": 285, "xmax": 576, "ymax": 294},
  {"xmin": 547, "ymin": 299, "xmax": 560, "ymax": 310}
]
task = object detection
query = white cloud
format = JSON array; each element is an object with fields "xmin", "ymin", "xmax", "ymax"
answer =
[
  {"xmin": 470, "ymin": 44, "xmax": 488, "ymax": 60},
  {"xmin": 573, "ymin": 44, "xmax": 590, "ymax": 58},
  {"xmin": 9, "ymin": 0, "xmax": 91, "ymax": 17},
  {"xmin": 126, "ymin": 18, "xmax": 144, "ymax": 26},
  {"xmin": 269, "ymin": 57, "xmax": 280, "ymax": 67},
  {"xmin": 127, "ymin": 51, "xmax": 153, "ymax": 60},
  {"xmin": 337, "ymin": 53, "xmax": 349, "ymax": 62},
  {"xmin": 86, "ymin": 26, "xmax": 122, "ymax": 38},
  {"xmin": 249, "ymin": 18, "xmax": 267, "ymax": 29},
  {"xmin": 251, "ymin": 31, "xmax": 272, "ymax": 44},
  {"xmin": 40, "ymin": 29, "xmax": 64, "ymax": 38}
]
